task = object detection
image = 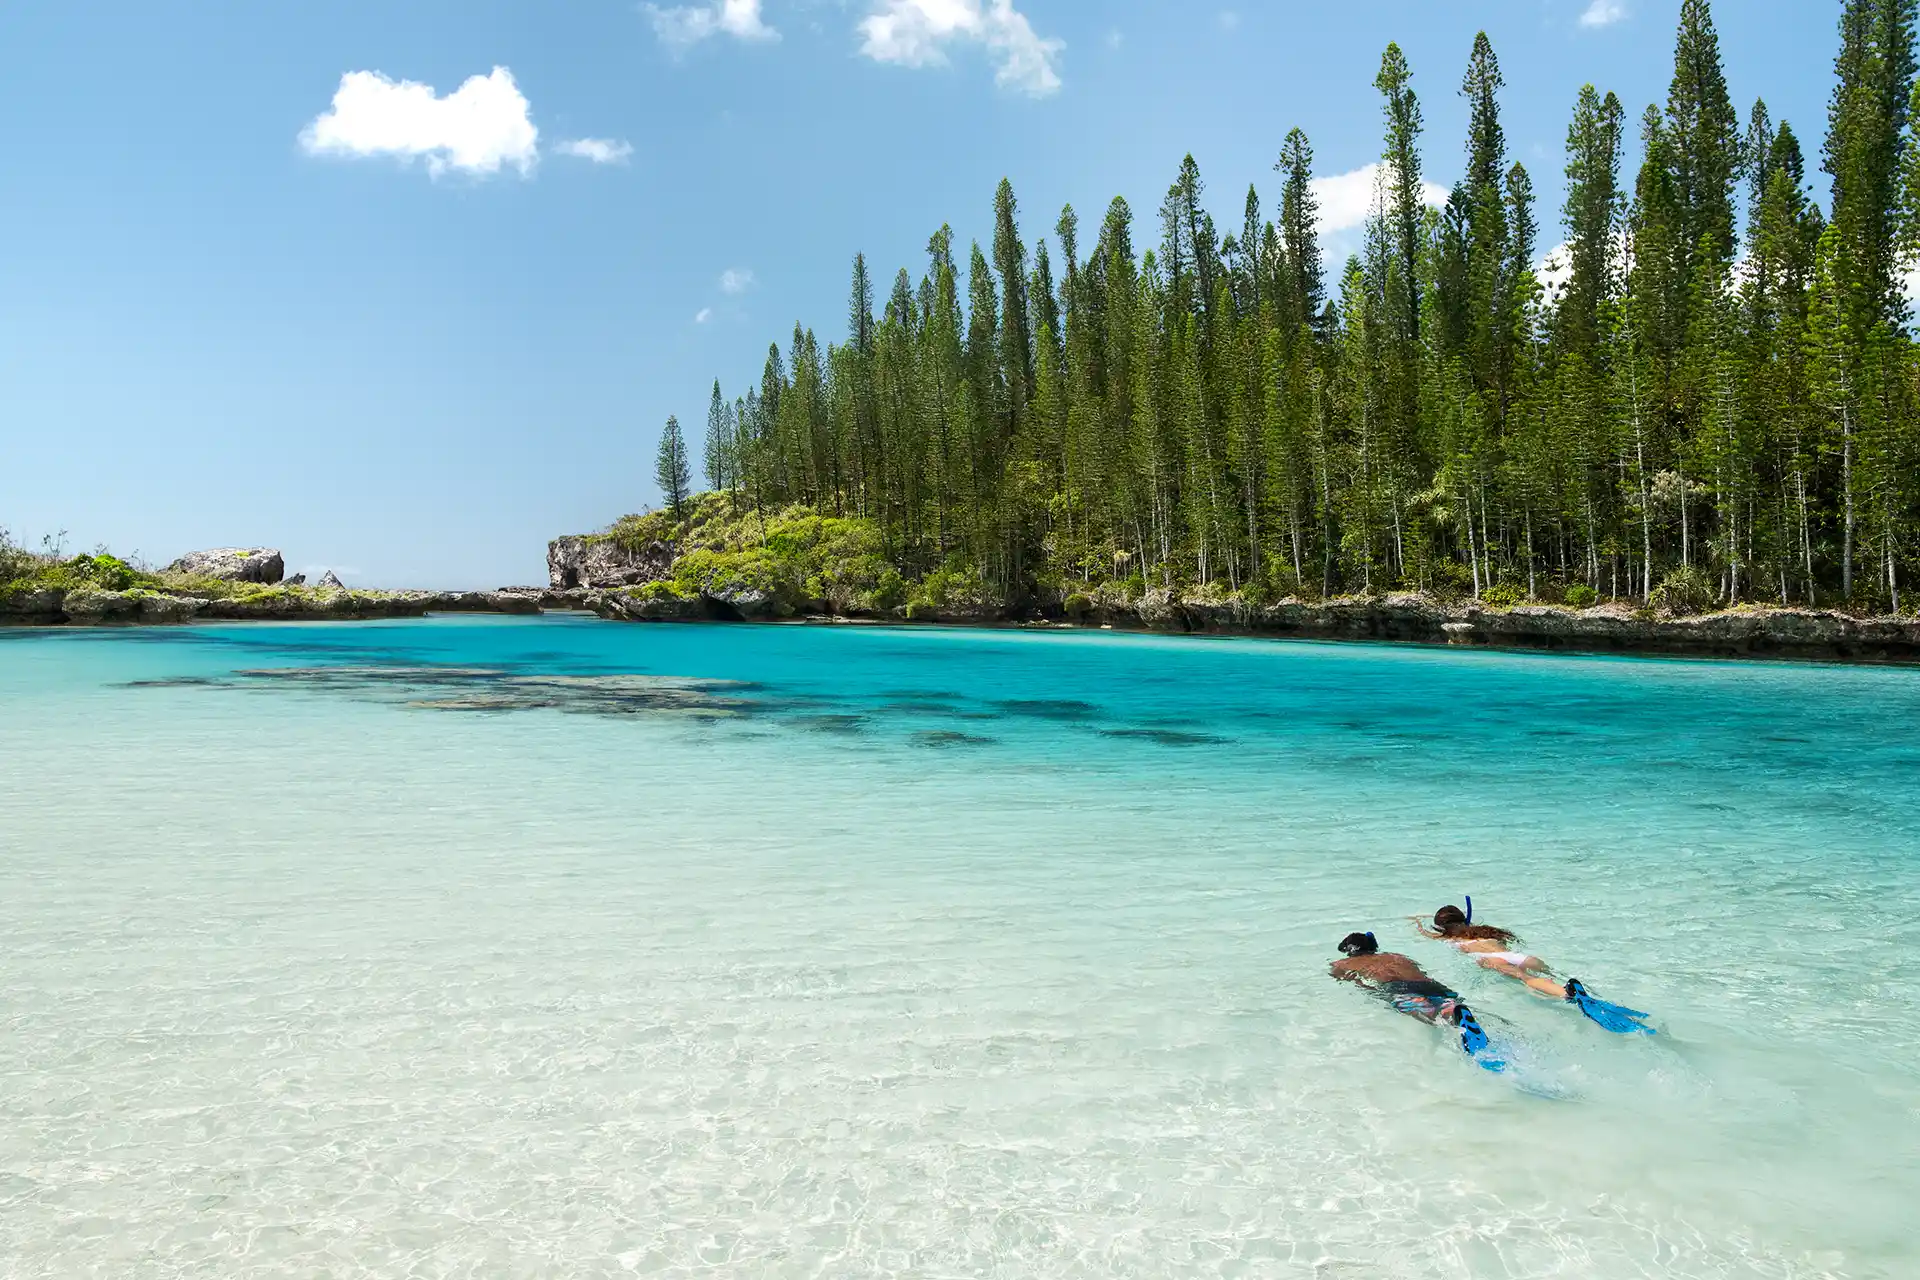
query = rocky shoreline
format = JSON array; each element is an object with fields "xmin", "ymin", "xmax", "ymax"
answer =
[
  {"xmin": 10, "ymin": 540, "xmax": 1920, "ymax": 666},
  {"xmin": 9, "ymin": 577, "xmax": 1920, "ymax": 665},
  {"xmin": 573, "ymin": 587, "xmax": 1920, "ymax": 665},
  {"xmin": 538, "ymin": 521, "xmax": 1920, "ymax": 663}
]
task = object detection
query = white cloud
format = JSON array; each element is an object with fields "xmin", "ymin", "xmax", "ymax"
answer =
[
  {"xmin": 695, "ymin": 307, "xmax": 714, "ymax": 324},
  {"xmin": 859, "ymin": 0, "xmax": 1064, "ymax": 98},
  {"xmin": 1538, "ymin": 242, "xmax": 1573, "ymax": 300},
  {"xmin": 300, "ymin": 67, "xmax": 538, "ymax": 177},
  {"xmin": 557, "ymin": 137, "xmax": 633, "ymax": 164},
  {"xmin": 1579, "ymin": 0, "xmax": 1627, "ymax": 28},
  {"xmin": 719, "ymin": 267, "xmax": 755, "ymax": 293},
  {"xmin": 648, "ymin": 0, "xmax": 777, "ymax": 47},
  {"xmin": 1310, "ymin": 162, "xmax": 1450, "ymax": 236},
  {"xmin": 1536, "ymin": 233, "xmax": 1632, "ymax": 303}
]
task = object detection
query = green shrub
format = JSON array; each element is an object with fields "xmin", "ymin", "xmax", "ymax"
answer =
[
  {"xmin": 1239, "ymin": 576, "xmax": 1279, "ymax": 608},
  {"xmin": 12, "ymin": 551, "xmax": 154, "ymax": 593},
  {"xmin": 1427, "ymin": 560, "xmax": 1475, "ymax": 603},
  {"xmin": 864, "ymin": 567, "xmax": 909, "ymax": 612},
  {"xmin": 1649, "ymin": 564, "xmax": 1717, "ymax": 617},
  {"xmin": 1063, "ymin": 592, "xmax": 1094, "ymax": 618},
  {"xmin": 630, "ymin": 579, "xmax": 695, "ymax": 603},
  {"xmin": 66, "ymin": 554, "xmax": 141, "ymax": 591},
  {"xmin": 1185, "ymin": 579, "xmax": 1233, "ymax": 605},
  {"xmin": 1481, "ymin": 580, "xmax": 1527, "ymax": 608},
  {"xmin": 917, "ymin": 558, "xmax": 989, "ymax": 610},
  {"xmin": 1565, "ymin": 583, "xmax": 1599, "ymax": 609},
  {"xmin": 0, "ymin": 529, "xmax": 37, "ymax": 586}
]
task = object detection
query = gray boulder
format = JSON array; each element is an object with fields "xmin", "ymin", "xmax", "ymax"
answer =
[
  {"xmin": 281, "ymin": 572, "xmax": 307, "ymax": 587},
  {"xmin": 166, "ymin": 547, "xmax": 284, "ymax": 583},
  {"xmin": 61, "ymin": 589, "xmax": 140, "ymax": 623},
  {"xmin": 0, "ymin": 586, "xmax": 65, "ymax": 619},
  {"xmin": 136, "ymin": 593, "xmax": 205, "ymax": 624},
  {"xmin": 547, "ymin": 535, "xmax": 675, "ymax": 589},
  {"xmin": 317, "ymin": 570, "xmax": 346, "ymax": 590}
]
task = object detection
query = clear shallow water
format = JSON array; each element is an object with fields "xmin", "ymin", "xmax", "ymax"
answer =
[{"xmin": 2, "ymin": 616, "xmax": 1916, "ymax": 1279}]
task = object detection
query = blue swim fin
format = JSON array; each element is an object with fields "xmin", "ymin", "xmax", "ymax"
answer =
[
  {"xmin": 1564, "ymin": 978, "xmax": 1655, "ymax": 1035},
  {"xmin": 1454, "ymin": 1005, "xmax": 1508, "ymax": 1072}
]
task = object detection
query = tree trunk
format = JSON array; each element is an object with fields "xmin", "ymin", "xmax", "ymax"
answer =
[{"xmin": 1841, "ymin": 402, "xmax": 1855, "ymax": 601}]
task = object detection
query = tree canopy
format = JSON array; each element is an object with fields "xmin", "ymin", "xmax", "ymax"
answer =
[{"xmin": 684, "ymin": 4, "xmax": 1920, "ymax": 613}]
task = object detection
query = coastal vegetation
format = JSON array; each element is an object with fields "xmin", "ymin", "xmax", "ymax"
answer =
[
  {"xmin": 664, "ymin": 1, "xmax": 1920, "ymax": 618},
  {"xmin": 603, "ymin": 492, "xmax": 914, "ymax": 615},
  {"xmin": 0, "ymin": 537, "xmax": 152, "ymax": 595},
  {"xmin": 0, "ymin": 528, "xmax": 547, "ymax": 624},
  {"xmin": 0, "ymin": 532, "xmax": 286, "ymax": 605}
]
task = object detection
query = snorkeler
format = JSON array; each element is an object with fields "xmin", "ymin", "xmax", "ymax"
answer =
[
  {"xmin": 1330, "ymin": 931, "xmax": 1501, "ymax": 1067},
  {"xmin": 1412, "ymin": 901, "xmax": 1654, "ymax": 1035}
]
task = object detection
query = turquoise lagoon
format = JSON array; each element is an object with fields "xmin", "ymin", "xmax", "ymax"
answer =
[{"xmin": 2, "ymin": 615, "xmax": 1916, "ymax": 1278}]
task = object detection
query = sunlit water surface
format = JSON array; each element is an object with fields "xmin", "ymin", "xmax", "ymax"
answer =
[{"xmin": 2, "ymin": 616, "xmax": 1917, "ymax": 1278}]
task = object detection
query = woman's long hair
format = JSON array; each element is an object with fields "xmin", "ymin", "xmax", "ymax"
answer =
[{"xmin": 1433, "ymin": 904, "xmax": 1518, "ymax": 946}]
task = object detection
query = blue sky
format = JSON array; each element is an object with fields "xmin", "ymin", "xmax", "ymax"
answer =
[{"xmin": 0, "ymin": 1, "xmax": 1839, "ymax": 587}]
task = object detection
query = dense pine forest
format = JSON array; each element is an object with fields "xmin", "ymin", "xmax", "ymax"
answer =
[{"xmin": 674, "ymin": 1, "xmax": 1920, "ymax": 614}]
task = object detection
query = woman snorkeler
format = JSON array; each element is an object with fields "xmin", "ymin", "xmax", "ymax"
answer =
[{"xmin": 1412, "ymin": 901, "xmax": 1654, "ymax": 1034}]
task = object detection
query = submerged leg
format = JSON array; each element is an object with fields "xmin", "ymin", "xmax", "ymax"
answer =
[{"xmin": 1479, "ymin": 956, "xmax": 1570, "ymax": 1000}]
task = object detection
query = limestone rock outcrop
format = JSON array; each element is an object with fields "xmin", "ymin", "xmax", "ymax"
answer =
[
  {"xmin": 317, "ymin": 570, "xmax": 346, "ymax": 590},
  {"xmin": 547, "ymin": 535, "xmax": 674, "ymax": 590},
  {"xmin": 165, "ymin": 548, "xmax": 285, "ymax": 583}
]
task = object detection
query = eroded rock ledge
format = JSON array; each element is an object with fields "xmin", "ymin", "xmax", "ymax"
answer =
[
  {"xmin": 0, "ymin": 585, "xmax": 570, "ymax": 626},
  {"xmin": 573, "ymin": 586, "xmax": 1920, "ymax": 664}
]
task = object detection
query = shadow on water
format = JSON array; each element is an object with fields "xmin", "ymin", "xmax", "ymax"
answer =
[
  {"xmin": 1099, "ymin": 728, "xmax": 1231, "ymax": 747},
  {"xmin": 911, "ymin": 730, "xmax": 997, "ymax": 749},
  {"xmin": 993, "ymin": 699, "xmax": 1102, "ymax": 721},
  {"xmin": 790, "ymin": 714, "xmax": 869, "ymax": 736},
  {"xmin": 198, "ymin": 666, "xmax": 764, "ymax": 721},
  {"xmin": 104, "ymin": 629, "xmax": 1300, "ymax": 759},
  {"xmin": 119, "ymin": 676, "xmax": 232, "ymax": 689}
]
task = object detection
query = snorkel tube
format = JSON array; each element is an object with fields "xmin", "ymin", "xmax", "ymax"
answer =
[{"xmin": 1464, "ymin": 895, "xmax": 1473, "ymax": 925}]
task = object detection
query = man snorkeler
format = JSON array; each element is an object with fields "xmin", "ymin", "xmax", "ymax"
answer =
[{"xmin": 1330, "ymin": 930, "xmax": 1500, "ymax": 1064}]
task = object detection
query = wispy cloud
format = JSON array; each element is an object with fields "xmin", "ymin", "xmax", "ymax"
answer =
[
  {"xmin": 299, "ymin": 67, "xmax": 538, "ymax": 177},
  {"xmin": 719, "ymin": 267, "xmax": 755, "ymax": 294},
  {"xmin": 859, "ymin": 0, "xmax": 1063, "ymax": 98},
  {"xmin": 1218, "ymin": 11, "xmax": 1240, "ymax": 31},
  {"xmin": 1579, "ymin": 0, "xmax": 1627, "ymax": 28},
  {"xmin": 556, "ymin": 137, "xmax": 632, "ymax": 164},
  {"xmin": 695, "ymin": 307, "xmax": 714, "ymax": 324},
  {"xmin": 648, "ymin": 0, "xmax": 777, "ymax": 48},
  {"xmin": 1310, "ymin": 162, "xmax": 1450, "ymax": 236}
]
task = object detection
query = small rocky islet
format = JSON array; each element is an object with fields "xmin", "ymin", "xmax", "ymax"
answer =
[{"xmin": 8, "ymin": 518, "xmax": 1920, "ymax": 664}]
